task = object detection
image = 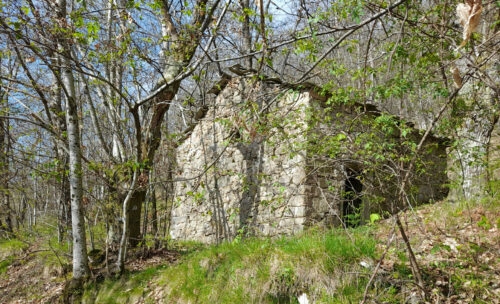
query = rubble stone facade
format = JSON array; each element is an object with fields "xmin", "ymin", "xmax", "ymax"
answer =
[{"xmin": 169, "ymin": 78, "xmax": 449, "ymax": 243}]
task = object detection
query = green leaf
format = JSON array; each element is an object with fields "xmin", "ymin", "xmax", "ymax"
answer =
[
  {"xmin": 335, "ymin": 133, "xmax": 346, "ymax": 141},
  {"xmin": 370, "ymin": 213, "xmax": 381, "ymax": 224}
]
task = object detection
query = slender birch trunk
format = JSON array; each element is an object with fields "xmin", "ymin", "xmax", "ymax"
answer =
[
  {"xmin": 56, "ymin": 0, "xmax": 90, "ymax": 282},
  {"xmin": 116, "ymin": 169, "xmax": 139, "ymax": 273}
]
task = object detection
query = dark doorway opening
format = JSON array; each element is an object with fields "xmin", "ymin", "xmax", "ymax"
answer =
[{"xmin": 342, "ymin": 169, "xmax": 363, "ymax": 227}]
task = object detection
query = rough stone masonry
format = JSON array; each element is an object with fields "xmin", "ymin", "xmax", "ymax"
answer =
[{"xmin": 169, "ymin": 77, "xmax": 449, "ymax": 243}]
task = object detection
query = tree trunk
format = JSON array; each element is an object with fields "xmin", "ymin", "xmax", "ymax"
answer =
[
  {"xmin": 238, "ymin": 0, "xmax": 253, "ymax": 69},
  {"xmin": 116, "ymin": 169, "xmax": 140, "ymax": 273},
  {"xmin": 56, "ymin": 0, "xmax": 90, "ymax": 283},
  {"xmin": 128, "ymin": 189, "xmax": 147, "ymax": 247},
  {"xmin": 0, "ymin": 105, "xmax": 13, "ymax": 235},
  {"xmin": 57, "ymin": 174, "xmax": 71, "ymax": 243},
  {"xmin": 50, "ymin": 77, "xmax": 72, "ymax": 242},
  {"xmin": 64, "ymin": 69, "xmax": 90, "ymax": 280},
  {"xmin": 120, "ymin": 0, "xmax": 222, "ymax": 247},
  {"xmin": 142, "ymin": 187, "xmax": 149, "ymax": 241},
  {"xmin": 151, "ymin": 187, "xmax": 158, "ymax": 238},
  {"xmin": 0, "ymin": 58, "xmax": 13, "ymax": 235}
]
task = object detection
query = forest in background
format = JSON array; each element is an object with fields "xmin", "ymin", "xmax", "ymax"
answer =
[{"xmin": 0, "ymin": 0, "xmax": 498, "ymax": 302}]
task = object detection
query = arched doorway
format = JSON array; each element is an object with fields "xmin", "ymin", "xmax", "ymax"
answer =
[{"xmin": 342, "ymin": 169, "xmax": 363, "ymax": 227}]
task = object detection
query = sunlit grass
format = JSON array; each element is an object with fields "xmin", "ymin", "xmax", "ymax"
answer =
[{"xmin": 84, "ymin": 226, "xmax": 379, "ymax": 303}]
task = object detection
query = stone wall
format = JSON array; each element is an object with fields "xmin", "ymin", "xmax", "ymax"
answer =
[
  {"xmin": 170, "ymin": 79, "xmax": 311, "ymax": 243},
  {"xmin": 170, "ymin": 77, "xmax": 450, "ymax": 243},
  {"xmin": 487, "ymin": 118, "xmax": 500, "ymax": 194},
  {"xmin": 302, "ymin": 100, "xmax": 449, "ymax": 227}
]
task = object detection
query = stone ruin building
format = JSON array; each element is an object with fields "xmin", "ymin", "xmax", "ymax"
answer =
[{"xmin": 169, "ymin": 77, "xmax": 449, "ymax": 243}]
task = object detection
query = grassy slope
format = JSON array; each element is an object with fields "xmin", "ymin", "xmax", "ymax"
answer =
[
  {"xmin": 1, "ymin": 198, "xmax": 498, "ymax": 303},
  {"xmin": 0, "ymin": 227, "xmax": 70, "ymax": 303},
  {"xmin": 83, "ymin": 227, "xmax": 377, "ymax": 304},
  {"xmin": 82, "ymin": 198, "xmax": 500, "ymax": 304}
]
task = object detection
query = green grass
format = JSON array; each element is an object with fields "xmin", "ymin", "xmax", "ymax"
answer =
[
  {"xmin": 83, "ymin": 226, "xmax": 379, "ymax": 304},
  {"xmin": 83, "ymin": 266, "xmax": 164, "ymax": 304},
  {"xmin": 0, "ymin": 219, "xmax": 73, "ymax": 278},
  {"xmin": 0, "ymin": 238, "xmax": 28, "ymax": 276},
  {"xmin": 4, "ymin": 196, "xmax": 497, "ymax": 303},
  {"xmin": 0, "ymin": 257, "xmax": 13, "ymax": 274},
  {"xmin": 0, "ymin": 238, "xmax": 28, "ymax": 256},
  {"xmin": 324, "ymin": 228, "xmax": 376, "ymax": 266}
]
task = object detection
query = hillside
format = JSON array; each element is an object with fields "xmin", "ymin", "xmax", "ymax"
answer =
[
  {"xmin": 1, "ymin": 198, "xmax": 498, "ymax": 303},
  {"xmin": 0, "ymin": 1, "xmax": 499, "ymax": 302}
]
